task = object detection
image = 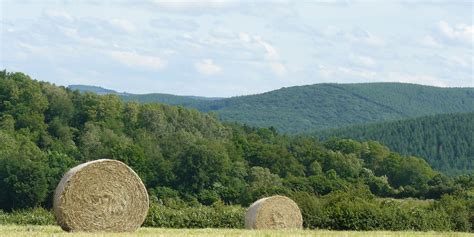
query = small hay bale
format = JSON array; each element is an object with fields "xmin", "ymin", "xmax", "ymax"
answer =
[
  {"xmin": 245, "ymin": 195, "xmax": 303, "ymax": 229},
  {"xmin": 53, "ymin": 159, "xmax": 149, "ymax": 232}
]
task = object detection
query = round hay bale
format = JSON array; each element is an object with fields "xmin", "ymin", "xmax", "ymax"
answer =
[
  {"xmin": 53, "ymin": 159, "xmax": 149, "ymax": 232},
  {"xmin": 245, "ymin": 195, "xmax": 303, "ymax": 229}
]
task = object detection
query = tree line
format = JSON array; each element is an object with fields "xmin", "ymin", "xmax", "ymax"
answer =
[{"xmin": 317, "ymin": 112, "xmax": 473, "ymax": 176}]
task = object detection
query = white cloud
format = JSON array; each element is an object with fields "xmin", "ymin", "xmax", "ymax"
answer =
[
  {"xmin": 108, "ymin": 51, "xmax": 167, "ymax": 70},
  {"xmin": 419, "ymin": 35, "xmax": 442, "ymax": 48},
  {"xmin": 298, "ymin": 26, "xmax": 385, "ymax": 47},
  {"xmin": 239, "ymin": 32, "xmax": 251, "ymax": 43},
  {"xmin": 145, "ymin": 0, "xmax": 240, "ymax": 15},
  {"xmin": 150, "ymin": 17, "xmax": 199, "ymax": 31},
  {"xmin": 3, "ymin": 1, "xmax": 472, "ymax": 96},
  {"xmin": 435, "ymin": 21, "xmax": 473, "ymax": 45},
  {"xmin": 446, "ymin": 55, "xmax": 471, "ymax": 69},
  {"xmin": 385, "ymin": 73, "xmax": 448, "ymax": 87},
  {"xmin": 109, "ymin": 19, "xmax": 136, "ymax": 33},
  {"xmin": 270, "ymin": 63, "xmax": 287, "ymax": 77},
  {"xmin": 195, "ymin": 59, "xmax": 221, "ymax": 75},
  {"xmin": 148, "ymin": 0, "xmax": 238, "ymax": 7},
  {"xmin": 346, "ymin": 28, "xmax": 385, "ymax": 46},
  {"xmin": 44, "ymin": 9, "xmax": 74, "ymax": 23},
  {"xmin": 317, "ymin": 65, "xmax": 377, "ymax": 80},
  {"xmin": 349, "ymin": 54, "xmax": 377, "ymax": 68},
  {"xmin": 254, "ymin": 36, "xmax": 279, "ymax": 59},
  {"xmin": 58, "ymin": 26, "xmax": 106, "ymax": 47},
  {"xmin": 209, "ymin": 27, "xmax": 236, "ymax": 39}
]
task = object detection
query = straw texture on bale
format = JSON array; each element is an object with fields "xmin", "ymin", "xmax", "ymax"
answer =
[
  {"xmin": 245, "ymin": 195, "xmax": 303, "ymax": 229},
  {"xmin": 53, "ymin": 159, "xmax": 149, "ymax": 232}
]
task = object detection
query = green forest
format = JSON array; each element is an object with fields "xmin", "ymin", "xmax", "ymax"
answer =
[
  {"xmin": 68, "ymin": 85, "xmax": 222, "ymax": 104},
  {"xmin": 1, "ymin": 71, "xmax": 473, "ymax": 231},
  {"xmin": 317, "ymin": 113, "xmax": 474, "ymax": 176},
  {"xmin": 80, "ymin": 82, "xmax": 474, "ymax": 133}
]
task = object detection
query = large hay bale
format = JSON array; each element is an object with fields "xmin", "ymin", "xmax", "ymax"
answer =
[
  {"xmin": 245, "ymin": 195, "xmax": 303, "ymax": 229},
  {"xmin": 53, "ymin": 159, "xmax": 149, "ymax": 232}
]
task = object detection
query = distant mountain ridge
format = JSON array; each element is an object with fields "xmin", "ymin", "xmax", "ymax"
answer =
[
  {"xmin": 67, "ymin": 85, "xmax": 221, "ymax": 105},
  {"xmin": 69, "ymin": 83, "xmax": 474, "ymax": 133},
  {"xmin": 68, "ymin": 85, "xmax": 126, "ymax": 95},
  {"xmin": 317, "ymin": 112, "xmax": 474, "ymax": 175}
]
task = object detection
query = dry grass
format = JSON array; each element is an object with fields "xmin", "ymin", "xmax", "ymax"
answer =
[{"xmin": 0, "ymin": 225, "xmax": 472, "ymax": 237}]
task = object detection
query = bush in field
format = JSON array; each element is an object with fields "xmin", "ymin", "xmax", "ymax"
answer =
[
  {"xmin": 320, "ymin": 191, "xmax": 454, "ymax": 231},
  {"xmin": 0, "ymin": 157, "xmax": 48, "ymax": 211},
  {"xmin": 0, "ymin": 193, "xmax": 471, "ymax": 233},
  {"xmin": 432, "ymin": 194, "xmax": 472, "ymax": 232},
  {"xmin": 0, "ymin": 208, "xmax": 54, "ymax": 225},
  {"xmin": 144, "ymin": 200, "xmax": 245, "ymax": 228},
  {"xmin": 291, "ymin": 190, "xmax": 470, "ymax": 232},
  {"xmin": 290, "ymin": 191, "xmax": 325, "ymax": 229}
]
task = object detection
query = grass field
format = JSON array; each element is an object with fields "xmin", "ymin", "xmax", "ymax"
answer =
[{"xmin": 0, "ymin": 225, "xmax": 472, "ymax": 237}]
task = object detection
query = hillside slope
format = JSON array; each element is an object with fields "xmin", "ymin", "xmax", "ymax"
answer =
[
  {"xmin": 75, "ymin": 83, "xmax": 474, "ymax": 133},
  {"xmin": 204, "ymin": 83, "xmax": 474, "ymax": 133},
  {"xmin": 317, "ymin": 112, "xmax": 474, "ymax": 175},
  {"xmin": 122, "ymin": 93, "xmax": 221, "ymax": 106},
  {"xmin": 68, "ymin": 85, "xmax": 221, "ymax": 106},
  {"xmin": 68, "ymin": 85, "xmax": 124, "ymax": 95}
]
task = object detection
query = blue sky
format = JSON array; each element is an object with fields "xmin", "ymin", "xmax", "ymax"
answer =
[{"xmin": 1, "ymin": 0, "xmax": 473, "ymax": 97}]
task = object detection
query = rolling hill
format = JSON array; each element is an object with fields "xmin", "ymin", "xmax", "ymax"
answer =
[
  {"xmin": 68, "ymin": 85, "xmax": 221, "ymax": 106},
  {"xmin": 70, "ymin": 83, "xmax": 474, "ymax": 133},
  {"xmin": 317, "ymin": 112, "xmax": 474, "ymax": 175},
  {"xmin": 68, "ymin": 85, "xmax": 126, "ymax": 95}
]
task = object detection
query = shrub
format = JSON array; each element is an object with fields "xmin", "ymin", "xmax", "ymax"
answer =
[
  {"xmin": 144, "ymin": 200, "xmax": 245, "ymax": 228},
  {"xmin": 290, "ymin": 191, "xmax": 324, "ymax": 229},
  {"xmin": 0, "ymin": 158, "xmax": 48, "ymax": 210},
  {"xmin": 291, "ymin": 189, "xmax": 466, "ymax": 232},
  {"xmin": 0, "ymin": 208, "xmax": 54, "ymax": 225}
]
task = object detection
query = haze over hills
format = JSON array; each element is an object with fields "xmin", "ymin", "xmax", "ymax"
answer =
[
  {"xmin": 69, "ymin": 83, "xmax": 474, "ymax": 133},
  {"xmin": 68, "ymin": 85, "xmax": 221, "ymax": 105},
  {"xmin": 317, "ymin": 112, "xmax": 474, "ymax": 175},
  {"xmin": 68, "ymin": 85, "xmax": 128, "ymax": 95}
]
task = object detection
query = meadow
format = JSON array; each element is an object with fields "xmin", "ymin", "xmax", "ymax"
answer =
[{"xmin": 0, "ymin": 225, "xmax": 472, "ymax": 237}]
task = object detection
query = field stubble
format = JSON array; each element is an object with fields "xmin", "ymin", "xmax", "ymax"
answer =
[{"xmin": 0, "ymin": 225, "xmax": 472, "ymax": 237}]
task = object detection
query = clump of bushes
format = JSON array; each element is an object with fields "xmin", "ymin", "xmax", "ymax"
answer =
[
  {"xmin": 0, "ymin": 208, "xmax": 54, "ymax": 225},
  {"xmin": 0, "ymin": 192, "xmax": 470, "ymax": 233},
  {"xmin": 144, "ymin": 198, "xmax": 245, "ymax": 228},
  {"xmin": 291, "ymin": 190, "xmax": 472, "ymax": 232}
]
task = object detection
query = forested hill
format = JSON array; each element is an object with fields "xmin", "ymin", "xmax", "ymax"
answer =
[
  {"xmin": 68, "ymin": 85, "xmax": 125, "ymax": 95},
  {"xmin": 1, "ymin": 71, "xmax": 471, "ymax": 215},
  {"xmin": 123, "ymin": 93, "xmax": 222, "ymax": 106},
  {"xmin": 317, "ymin": 112, "xmax": 474, "ymax": 176},
  {"xmin": 68, "ymin": 85, "xmax": 221, "ymax": 106},
  {"xmin": 72, "ymin": 83, "xmax": 474, "ymax": 133}
]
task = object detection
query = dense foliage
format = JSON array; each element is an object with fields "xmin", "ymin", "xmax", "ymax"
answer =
[
  {"xmin": 292, "ymin": 190, "xmax": 473, "ymax": 231},
  {"xmin": 0, "ymin": 208, "xmax": 54, "ymax": 226},
  {"xmin": 68, "ymin": 85, "xmax": 123, "ymax": 95},
  {"xmin": 1, "ymin": 192, "xmax": 473, "ymax": 232},
  {"xmin": 144, "ymin": 200, "xmax": 245, "ymax": 228},
  {"xmin": 1, "ymin": 71, "xmax": 473, "ymax": 231},
  {"xmin": 317, "ymin": 113, "xmax": 474, "ymax": 176},
  {"xmin": 68, "ymin": 85, "xmax": 220, "ymax": 105},
  {"xmin": 81, "ymin": 82, "xmax": 474, "ymax": 133}
]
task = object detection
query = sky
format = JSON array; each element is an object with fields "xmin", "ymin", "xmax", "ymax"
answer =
[{"xmin": 1, "ymin": 0, "xmax": 473, "ymax": 97}]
